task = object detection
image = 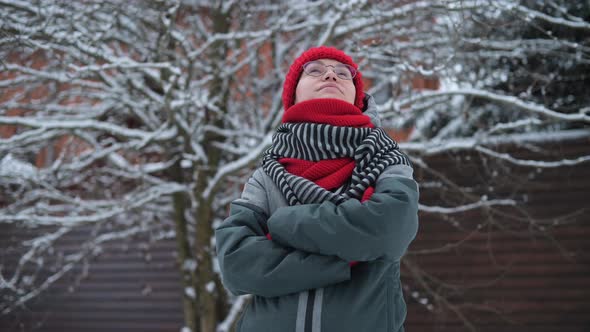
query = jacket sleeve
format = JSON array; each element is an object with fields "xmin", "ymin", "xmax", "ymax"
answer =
[
  {"xmin": 266, "ymin": 165, "xmax": 419, "ymax": 262},
  {"xmin": 215, "ymin": 172, "xmax": 351, "ymax": 298}
]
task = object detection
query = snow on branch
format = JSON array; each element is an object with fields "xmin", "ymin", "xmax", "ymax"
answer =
[
  {"xmin": 68, "ymin": 61, "xmax": 181, "ymax": 76},
  {"xmin": 461, "ymin": 38, "xmax": 590, "ymax": 54},
  {"xmin": 400, "ymin": 129, "xmax": 590, "ymax": 155},
  {"xmin": 0, "ymin": 182, "xmax": 187, "ymax": 227},
  {"xmin": 0, "ymin": 0, "xmax": 40, "ymax": 13},
  {"xmin": 2, "ymin": 251, "xmax": 85, "ymax": 315},
  {"xmin": 2, "ymin": 227, "xmax": 71, "ymax": 290},
  {"xmin": 486, "ymin": 118, "xmax": 543, "ymax": 135},
  {"xmin": 0, "ymin": 224, "xmax": 154, "ymax": 315},
  {"xmin": 0, "ymin": 116, "xmax": 177, "ymax": 142},
  {"xmin": 333, "ymin": 0, "xmax": 457, "ymax": 37},
  {"xmin": 188, "ymin": 29, "xmax": 275, "ymax": 59},
  {"xmin": 475, "ymin": 146, "xmax": 590, "ymax": 168},
  {"xmin": 496, "ymin": 1, "xmax": 590, "ymax": 30},
  {"xmin": 0, "ymin": 128, "xmax": 68, "ymax": 152},
  {"xmin": 385, "ymin": 88, "xmax": 590, "ymax": 123},
  {"xmin": 107, "ymin": 151, "xmax": 178, "ymax": 175},
  {"xmin": 419, "ymin": 199, "xmax": 516, "ymax": 214},
  {"xmin": 316, "ymin": 6, "xmax": 345, "ymax": 46},
  {"xmin": 0, "ymin": 153, "xmax": 37, "ymax": 179},
  {"xmin": 2, "ymin": 64, "xmax": 76, "ymax": 84},
  {"xmin": 202, "ymin": 133, "xmax": 273, "ymax": 199}
]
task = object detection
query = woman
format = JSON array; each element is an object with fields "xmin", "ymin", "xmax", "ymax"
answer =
[{"xmin": 215, "ymin": 46, "xmax": 419, "ymax": 332}]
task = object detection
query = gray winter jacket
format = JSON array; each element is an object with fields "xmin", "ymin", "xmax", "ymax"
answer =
[{"xmin": 215, "ymin": 95, "xmax": 419, "ymax": 332}]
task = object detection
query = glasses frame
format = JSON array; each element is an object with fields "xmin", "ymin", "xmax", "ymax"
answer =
[{"xmin": 302, "ymin": 61, "xmax": 357, "ymax": 80}]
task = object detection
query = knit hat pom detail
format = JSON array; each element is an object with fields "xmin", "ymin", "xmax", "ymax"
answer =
[{"xmin": 282, "ymin": 46, "xmax": 364, "ymax": 111}]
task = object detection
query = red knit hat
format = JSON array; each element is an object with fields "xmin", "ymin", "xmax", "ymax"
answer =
[{"xmin": 282, "ymin": 46, "xmax": 364, "ymax": 111}]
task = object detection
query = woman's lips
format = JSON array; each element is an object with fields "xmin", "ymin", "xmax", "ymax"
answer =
[{"xmin": 318, "ymin": 84, "xmax": 342, "ymax": 93}]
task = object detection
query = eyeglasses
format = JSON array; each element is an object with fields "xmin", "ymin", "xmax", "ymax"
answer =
[{"xmin": 302, "ymin": 61, "xmax": 357, "ymax": 80}]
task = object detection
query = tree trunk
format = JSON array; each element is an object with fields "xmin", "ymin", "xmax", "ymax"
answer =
[
  {"xmin": 170, "ymin": 163, "xmax": 199, "ymax": 331},
  {"xmin": 195, "ymin": 193, "xmax": 218, "ymax": 332},
  {"xmin": 194, "ymin": 5, "xmax": 232, "ymax": 332}
]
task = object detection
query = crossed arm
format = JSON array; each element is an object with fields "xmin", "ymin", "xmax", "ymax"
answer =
[
  {"xmin": 267, "ymin": 175, "xmax": 419, "ymax": 262},
  {"xmin": 215, "ymin": 165, "xmax": 419, "ymax": 297}
]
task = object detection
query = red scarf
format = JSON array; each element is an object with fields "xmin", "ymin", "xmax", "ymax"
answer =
[
  {"xmin": 277, "ymin": 98, "xmax": 375, "ymax": 266},
  {"xmin": 280, "ymin": 98, "xmax": 375, "ymax": 202},
  {"xmin": 267, "ymin": 99, "xmax": 377, "ymax": 267}
]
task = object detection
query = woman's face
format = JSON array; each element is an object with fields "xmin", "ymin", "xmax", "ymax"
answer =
[{"xmin": 295, "ymin": 58, "xmax": 356, "ymax": 105}]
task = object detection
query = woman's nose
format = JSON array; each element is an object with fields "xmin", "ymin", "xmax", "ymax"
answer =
[{"xmin": 323, "ymin": 69, "xmax": 338, "ymax": 81}]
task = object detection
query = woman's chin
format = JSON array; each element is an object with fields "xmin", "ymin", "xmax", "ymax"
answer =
[{"xmin": 314, "ymin": 93, "xmax": 352, "ymax": 104}]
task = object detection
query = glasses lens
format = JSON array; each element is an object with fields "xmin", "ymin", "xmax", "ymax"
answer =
[
  {"xmin": 335, "ymin": 65, "xmax": 355, "ymax": 80},
  {"xmin": 303, "ymin": 62, "xmax": 325, "ymax": 76},
  {"xmin": 302, "ymin": 62, "xmax": 356, "ymax": 80}
]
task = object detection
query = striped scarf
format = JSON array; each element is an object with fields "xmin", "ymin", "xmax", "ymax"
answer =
[{"xmin": 262, "ymin": 99, "xmax": 411, "ymax": 206}]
